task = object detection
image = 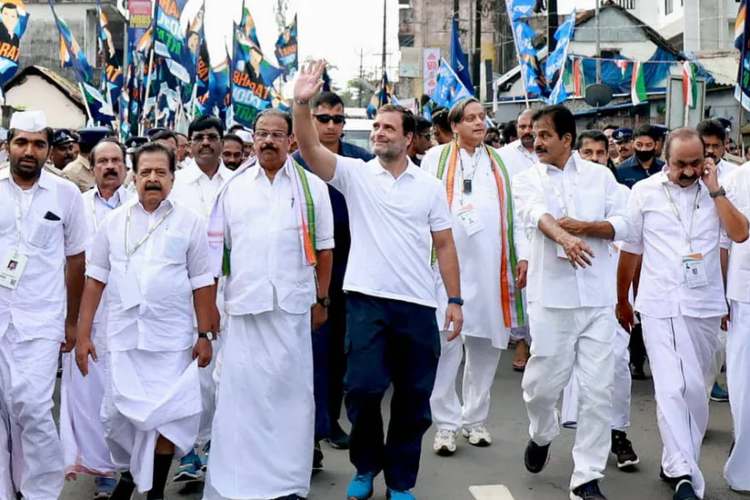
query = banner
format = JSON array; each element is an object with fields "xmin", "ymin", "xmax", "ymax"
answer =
[
  {"xmin": 423, "ymin": 48, "xmax": 440, "ymax": 97},
  {"xmin": 506, "ymin": 0, "xmax": 544, "ymax": 97},
  {"xmin": 49, "ymin": 0, "xmax": 92, "ymax": 84},
  {"xmin": 0, "ymin": 0, "xmax": 29, "ymax": 87},
  {"xmin": 429, "ymin": 58, "xmax": 472, "ymax": 110},
  {"xmin": 274, "ymin": 13, "xmax": 298, "ymax": 78},
  {"xmin": 236, "ymin": 6, "xmax": 283, "ymax": 87},
  {"xmin": 735, "ymin": 0, "xmax": 750, "ymax": 111},
  {"xmin": 96, "ymin": 0, "xmax": 123, "ymax": 114},
  {"xmin": 154, "ymin": 0, "xmax": 192, "ymax": 83}
]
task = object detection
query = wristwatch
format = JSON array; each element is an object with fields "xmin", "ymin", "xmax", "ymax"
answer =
[
  {"xmin": 448, "ymin": 296, "xmax": 464, "ymax": 306},
  {"xmin": 317, "ymin": 296, "xmax": 331, "ymax": 308},
  {"xmin": 709, "ymin": 186, "xmax": 726, "ymax": 199},
  {"xmin": 198, "ymin": 331, "xmax": 215, "ymax": 341}
]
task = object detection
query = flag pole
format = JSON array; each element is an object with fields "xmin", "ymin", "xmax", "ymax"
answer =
[
  {"xmin": 504, "ymin": 3, "xmax": 530, "ymax": 108},
  {"xmin": 141, "ymin": 47, "xmax": 155, "ymax": 135}
]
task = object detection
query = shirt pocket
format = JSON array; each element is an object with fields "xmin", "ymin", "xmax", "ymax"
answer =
[
  {"xmin": 161, "ymin": 233, "xmax": 189, "ymax": 262},
  {"xmin": 27, "ymin": 218, "xmax": 63, "ymax": 249},
  {"xmin": 0, "ymin": 208, "xmax": 13, "ymax": 236}
]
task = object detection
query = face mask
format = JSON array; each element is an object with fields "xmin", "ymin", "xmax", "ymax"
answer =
[{"xmin": 635, "ymin": 149, "xmax": 655, "ymax": 162}]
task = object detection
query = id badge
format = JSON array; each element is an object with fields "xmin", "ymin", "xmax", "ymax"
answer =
[
  {"xmin": 0, "ymin": 250, "xmax": 28, "ymax": 290},
  {"xmin": 682, "ymin": 253, "xmax": 708, "ymax": 289},
  {"xmin": 456, "ymin": 204, "xmax": 484, "ymax": 236},
  {"xmin": 119, "ymin": 272, "xmax": 142, "ymax": 310}
]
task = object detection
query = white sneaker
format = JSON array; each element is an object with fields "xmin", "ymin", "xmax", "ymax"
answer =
[
  {"xmin": 462, "ymin": 425, "xmax": 492, "ymax": 447},
  {"xmin": 433, "ymin": 429, "xmax": 457, "ymax": 456}
]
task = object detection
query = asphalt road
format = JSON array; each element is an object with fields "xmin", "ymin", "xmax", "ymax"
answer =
[{"xmin": 59, "ymin": 355, "xmax": 744, "ymax": 500}]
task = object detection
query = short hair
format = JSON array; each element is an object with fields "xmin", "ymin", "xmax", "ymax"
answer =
[
  {"xmin": 253, "ymin": 109, "xmax": 293, "ymax": 135},
  {"xmin": 414, "ymin": 116, "xmax": 432, "ymax": 134},
  {"xmin": 377, "ymin": 104, "xmax": 416, "ymax": 136},
  {"xmin": 1, "ymin": 3, "xmax": 18, "ymax": 12},
  {"xmin": 132, "ymin": 142, "xmax": 177, "ymax": 173},
  {"xmin": 312, "ymin": 91, "xmax": 345, "ymax": 110},
  {"xmin": 633, "ymin": 124, "xmax": 661, "ymax": 142},
  {"xmin": 603, "ymin": 124, "xmax": 618, "ymax": 132},
  {"xmin": 664, "ymin": 127, "xmax": 705, "ymax": 162},
  {"xmin": 7, "ymin": 127, "xmax": 54, "ymax": 146},
  {"xmin": 223, "ymin": 133, "xmax": 244, "ymax": 148},
  {"xmin": 188, "ymin": 116, "xmax": 224, "ymax": 140},
  {"xmin": 175, "ymin": 132, "xmax": 188, "ymax": 141},
  {"xmin": 150, "ymin": 129, "xmax": 178, "ymax": 144},
  {"xmin": 576, "ymin": 130, "xmax": 608, "ymax": 150},
  {"xmin": 501, "ymin": 120, "xmax": 517, "ymax": 141},
  {"xmin": 431, "ymin": 108, "xmax": 451, "ymax": 134},
  {"xmin": 90, "ymin": 137, "xmax": 126, "ymax": 165},
  {"xmin": 696, "ymin": 118, "xmax": 727, "ymax": 143},
  {"xmin": 448, "ymin": 98, "xmax": 482, "ymax": 125},
  {"xmin": 532, "ymin": 105, "xmax": 577, "ymax": 146}
]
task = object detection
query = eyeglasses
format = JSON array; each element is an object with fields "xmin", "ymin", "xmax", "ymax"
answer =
[
  {"xmin": 314, "ymin": 114, "xmax": 346, "ymax": 125},
  {"xmin": 192, "ymin": 133, "xmax": 221, "ymax": 143},
  {"xmin": 254, "ymin": 130, "xmax": 289, "ymax": 141}
]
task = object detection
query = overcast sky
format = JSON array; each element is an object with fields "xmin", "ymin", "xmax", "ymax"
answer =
[{"xmin": 202, "ymin": 0, "xmax": 400, "ymax": 91}]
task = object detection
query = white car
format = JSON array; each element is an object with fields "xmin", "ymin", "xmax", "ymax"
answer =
[{"xmin": 343, "ymin": 118, "xmax": 373, "ymax": 152}]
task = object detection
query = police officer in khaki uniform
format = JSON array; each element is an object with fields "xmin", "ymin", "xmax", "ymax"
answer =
[{"xmin": 62, "ymin": 127, "xmax": 111, "ymax": 192}]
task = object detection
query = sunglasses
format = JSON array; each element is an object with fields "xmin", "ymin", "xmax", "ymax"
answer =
[{"xmin": 314, "ymin": 114, "xmax": 346, "ymax": 125}]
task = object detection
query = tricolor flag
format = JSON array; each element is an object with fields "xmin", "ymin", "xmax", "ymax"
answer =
[
  {"xmin": 572, "ymin": 57, "xmax": 583, "ymax": 97},
  {"xmin": 682, "ymin": 61, "xmax": 698, "ymax": 109},
  {"xmin": 49, "ymin": 0, "xmax": 93, "ymax": 84},
  {"xmin": 630, "ymin": 61, "xmax": 647, "ymax": 105}
]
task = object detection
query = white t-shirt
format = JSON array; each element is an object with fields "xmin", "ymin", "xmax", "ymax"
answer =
[{"xmin": 329, "ymin": 155, "xmax": 452, "ymax": 307}]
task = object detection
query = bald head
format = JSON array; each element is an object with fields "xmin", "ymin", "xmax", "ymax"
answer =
[{"xmin": 517, "ymin": 108, "xmax": 535, "ymax": 151}]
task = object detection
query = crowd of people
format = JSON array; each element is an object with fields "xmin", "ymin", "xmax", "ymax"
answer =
[{"xmin": 0, "ymin": 59, "xmax": 749, "ymax": 500}]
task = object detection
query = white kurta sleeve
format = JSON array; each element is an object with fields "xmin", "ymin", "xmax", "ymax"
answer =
[
  {"xmin": 512, "ymin": 195, "xmax": 529, "ymax": 261},
  {"xmin": 512, "ymin": 169, "xmax": 547, "ymax": 229},
  {"xmin": 313, "ymin": 177, "xmax": 334, "ymax": 250},
  {"xmin": 86, "ymin": 222, "xmax": 111, "ymax": 284},
  {"xmin": 186, "ymin": 216, "xmax": 214, "ymax": 290},
  {"xmin": 604, "ymin": 177, "xmax": 630, "ymax": 242},
  {"xmin": 621, "ymin": 184, "xmax": 645, "ymax": 255},
  {"xmin": 329, "ymin": 155, "xmax": 365, "ymax": 196},
  {"xmin": 63, "ymin": 186, "xmax": 88, "ymax": 256},
  {"xmin": 428, "ymin": 183, "xmax": 452, "ymax": 232}
]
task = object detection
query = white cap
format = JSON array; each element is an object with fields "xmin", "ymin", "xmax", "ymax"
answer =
[
  {"xmin": 9, "ymin": 111, "xmax": 48, "ymax": 133},
  {"xmin": 236, "ymin": 129, "xmax": 254, "ymax": 144}
]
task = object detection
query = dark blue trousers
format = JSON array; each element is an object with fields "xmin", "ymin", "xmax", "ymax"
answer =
[{"xmin": 344, "ymin": 292, "xmax": 440, "ymax": 491}]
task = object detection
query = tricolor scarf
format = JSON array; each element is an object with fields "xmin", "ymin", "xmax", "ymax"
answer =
[
  {"xmin": 436, "ymin": 142, "xmax": 526, "ymax": 329},
  {"xmin": 208, "ymin": 156, "xmax": 317, "ymax": 277}
]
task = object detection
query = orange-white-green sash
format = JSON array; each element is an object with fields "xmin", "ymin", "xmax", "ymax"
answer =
[{"xmin": 436, "ymin": 141, "xmax": 526, "ymax": 329}]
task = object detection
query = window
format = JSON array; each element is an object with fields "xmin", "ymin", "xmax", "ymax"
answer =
[
  {"xmin": 665, "ymin": 0, "xmax": 674, "ymax": 14},
  {"xmin": 617, "ymin": 0, "xmax": 635, "ymax": 8}
]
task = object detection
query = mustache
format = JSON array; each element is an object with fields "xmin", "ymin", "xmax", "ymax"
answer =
[
  {"xmin": 260, "ymin": 144, "xmax": 278, "ymax": 151},
  {"xmin": 145, "ymin": 183, "xmax": 161, "ymax": 191},
  {"xmin": 103, "ymin": 169, "xmax": 119, "ymax": 178},
  {"xmin": 535, "ymin": 147, "xmax": 547, "ymax": 154}
]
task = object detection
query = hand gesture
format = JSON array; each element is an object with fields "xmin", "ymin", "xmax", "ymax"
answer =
[
  {"xmin": 560, "ymin": 233, "xmax": 594, "ymax": 268},
  {"xmin": 616, "ymin": 300, "xmax": 635, "ymax": 333},
  {"xmin": 294, "ymin": 60, "xmax": 326, "ymax": 105},
  {"xmin": 444, "ymin": 303, "xmax": 464, "ymax": 341},
  {"xmin": 702, "ymin": 157, "xmax": 720, "ymax": 193},
  {"xmin": 75, "ymin": 337, "xmax": 97, "ymax": 377}
]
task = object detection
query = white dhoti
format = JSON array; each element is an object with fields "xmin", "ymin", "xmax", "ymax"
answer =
[
  {"xmin": 103, "ymin": 347, "xmax": 201, "ymax": 493},
  {"xmin": 0, "ymin": 326, "xmax": 63, "ymax": 500},
  {"xmin": 641, "ymin": 314, "xmax": 720, "ymax": 499},
  {"xmin": 198, "ymin": 334, "xmax": 222, "ymax": 445},
  {"xmin": 0, "ymin": 394, "xmax": 14, "ymax": 499},
  {"xmin": 204, "ymin": 310, "xmax": 314, "ymax": 500},
  {"xmin": 561, "ymin": 324, "xmax": 632, "ymax": 430},
  {"xmin": 59, "ymin": 322, "xmax": 115, "ymax": 478},
  {"xmin": 522, "ymin": 304, "xmax": 614, "ymax": 490},
  {"xmin": 430, "ymin": 334, "xmax": 502, "ymax": 431},
  {"xmin": 725, "ymin": 301, "xmax": 750, "ymax": 491}
]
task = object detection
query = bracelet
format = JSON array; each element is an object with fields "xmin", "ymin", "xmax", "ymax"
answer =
[{"xmin": 294, "ymin": 98, "xmax": 309, "ymax": 106}]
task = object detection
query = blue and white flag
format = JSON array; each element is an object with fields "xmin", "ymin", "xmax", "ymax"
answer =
[
  {"xmin": 545, "ymin": 10, "xmax": 575, "ymax": 104},
  {"xmin": 506, "ymin": 0, "xmax": 545, "ymax": 97},
  {"xmin": 450, "ymin": 16, "xmax": 473, "ymax": 93},
  {"xmin": 430, "ymin": 58, "xmax": 472, "ymax": 110}
]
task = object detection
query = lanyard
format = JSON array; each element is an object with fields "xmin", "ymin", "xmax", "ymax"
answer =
[
  {"xmin": 458, "ymin": 147, "xmax": 484, "ymax": 202},
  {"xmin": 662, "ymin": 183, "xmax": 701, "ymax": 252},
  {"xmin": 537, "ymin": 164, "xmax": 572, "ymax": 217},
  {"xmin": 124, "ymin": 204, "xmax": 174, "ymax": 266}
]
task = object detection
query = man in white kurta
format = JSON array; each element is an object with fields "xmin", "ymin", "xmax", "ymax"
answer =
[
  {"xmin": 498, "ymin": 108, "xmax": 537, "ymax": 370},
  {"xmin": 424, "ymin": 99, "xmax": 527, "ymax": 455},
  {"xmin": 204, "ymin": 110, "xmax": 334, "ymax": 500},
  {"xmin": 0, "ymin": 111, "xmax": 87, "ymax": 499},
  {"xmin": 723, "ymin": 166, "xmax": 750, "ymax": 492},
  {"xmin": 76, "ymin": 142, "xmax": 216, "ymax": 497},
  {"xmin": 60, "ymin": 139, "xmax": 129, "ymax": 494},
  {"xmin": 512, "ymin": 106, "xmax": 628, "ymax": 500},
  {"xmin": 169, "ymin": 116, "xmax": 234, "ymax": 482},
  {"xmin": 617, "ymin": 128, "xmax": 749, "ymax": 500}
]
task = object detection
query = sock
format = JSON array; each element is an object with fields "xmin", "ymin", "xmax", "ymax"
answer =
[
  {"xmin": 147, "ymin": 453, "xmax": 174, "ymax": 500},
  {"xmin": 110, "ymin": 471, "xmax": 136, "ymax": 500}
]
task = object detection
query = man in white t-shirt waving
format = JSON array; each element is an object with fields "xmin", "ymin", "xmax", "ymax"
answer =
[{"xmin": 293, "ymin": 61, "xmax": 463, "ymax": 500}]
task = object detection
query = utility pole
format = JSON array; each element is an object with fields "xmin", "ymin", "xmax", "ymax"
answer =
[
  {"xmin": 472, "ymin": 0, "xmax": 481, "ymax": 98},
  {"xmin": 358, "ymin": 49, "xmax": 364, "ymax": 107},
  {"xmin": 454, "ymin": 0, "xmax": 459, "ymax": 17},
  {"xmin": 547, "ymin": 0, "xmax": 558, "ymax": 54},
  {"xmin": 595, "ymin": 0, "xmax": 601, "ymax": 83},
  {"xmin": 381, "ymin": 0, "xmax": 387, "ymax": 79}
]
